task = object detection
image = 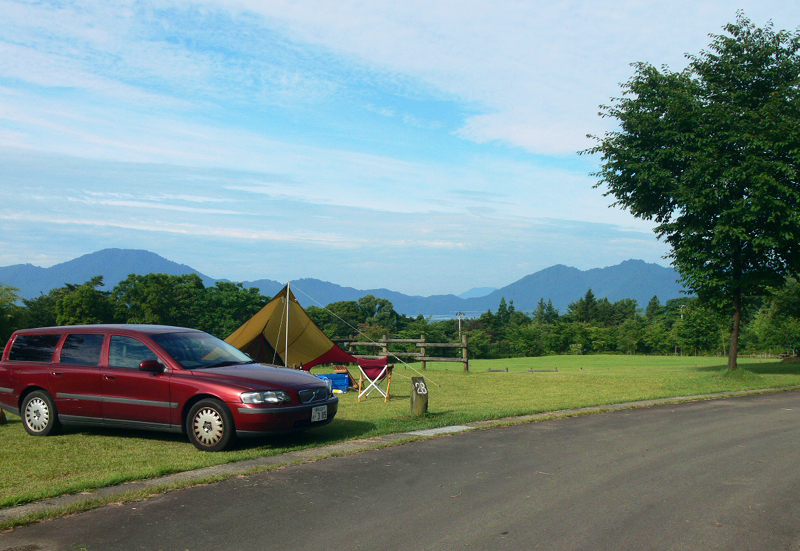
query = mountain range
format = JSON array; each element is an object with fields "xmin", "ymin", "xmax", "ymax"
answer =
[{"xmin": 0, "ymin": 249, "xmax": 686, "ymax": 317}]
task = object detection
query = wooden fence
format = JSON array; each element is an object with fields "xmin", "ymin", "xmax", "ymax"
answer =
[{"xmin": 333, "ymin": 334, "xmax": 469, "ymax": 372}]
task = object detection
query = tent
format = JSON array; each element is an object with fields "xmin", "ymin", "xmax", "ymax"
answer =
[{"xmin": 225, "ymin": 283, "xmax": 357, "ymax": 369}]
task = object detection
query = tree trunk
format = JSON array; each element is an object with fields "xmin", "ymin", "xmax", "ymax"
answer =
[{"xmin": 728, "ymin": 297, "xmax": 741, "ymax": 371}]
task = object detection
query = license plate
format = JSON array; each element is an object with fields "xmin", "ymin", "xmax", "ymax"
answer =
[{"xmin": 311, "ymin": 405, "xmax": 327, "ymax": 422}]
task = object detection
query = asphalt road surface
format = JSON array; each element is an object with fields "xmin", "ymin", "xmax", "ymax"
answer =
[{"xmin": 2, "ymin": 392, "xmax": 800, "ymax": 551}]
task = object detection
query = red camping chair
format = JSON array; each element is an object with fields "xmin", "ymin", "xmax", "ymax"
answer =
[{"xmin": 357, "ymin": 357, "xmax": 394, "ymax": 402}]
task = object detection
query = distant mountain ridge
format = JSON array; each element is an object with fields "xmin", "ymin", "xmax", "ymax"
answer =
[
  {"xmin": 459, "ymin": 287, "xmax": 497, "ymax": 299},
  {"xmin": 0, "ymin": 249, "xmax": 686, "ymax": 316},
  {"xmin": 0, "ymin": 249, "xmax": 220, "ymax": 298}
]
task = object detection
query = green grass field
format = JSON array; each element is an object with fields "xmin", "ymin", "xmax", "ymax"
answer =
[{"xmin": 1, "ymin": 355, "xmax": 797, "ymax": 510}]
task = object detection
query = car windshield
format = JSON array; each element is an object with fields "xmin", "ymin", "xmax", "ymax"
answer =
[{"xmin": 151, "ymin": 332, "xmax": 254, "ymax": 369}]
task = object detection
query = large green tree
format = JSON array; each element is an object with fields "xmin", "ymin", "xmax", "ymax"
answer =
[{"xmin": 585, "ymin": 14, "xmax": 800, "ymax": 369}]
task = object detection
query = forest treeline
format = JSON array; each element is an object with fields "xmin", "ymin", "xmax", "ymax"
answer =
[{"xmin": 1, "ymin": 273, "xmax": 798, "ymax": 359}]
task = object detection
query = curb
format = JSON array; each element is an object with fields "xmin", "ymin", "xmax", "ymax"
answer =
[{"xmin": 2, "ymin": 385, "xmax": 798, "ymax": 525}]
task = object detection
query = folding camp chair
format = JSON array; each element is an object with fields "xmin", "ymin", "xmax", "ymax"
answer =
[{"xmin": 357, "ymin": 357, "xmax": 394, "ymax": 402}]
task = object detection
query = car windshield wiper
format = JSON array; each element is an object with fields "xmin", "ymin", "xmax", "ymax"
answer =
[{"xmin": 202, "ymin": 359, "xmax": 255, "ymax": 369}]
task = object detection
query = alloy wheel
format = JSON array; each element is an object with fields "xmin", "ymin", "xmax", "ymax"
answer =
[
  {"xmin": 25, "ymin": 397, "xmax": 50, "ymax": 433},
  {"xmin": 192, "ymin": 407, "xmax": 224, "ymax": 446}
]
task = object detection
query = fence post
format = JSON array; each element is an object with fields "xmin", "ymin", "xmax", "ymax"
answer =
[
  {"xmin": 381, "ymin": 335, "xmax": 389, "ymax": 358},
  {"xmin": 420, "ymin": 334, "xmax": 427, "ymax": 370},
  {"xmin": 411, "ymin": 377, "xmax": 429, "ymax": 416},
  {"xmin": 462, "ymin": 333, "xmax": 469, "ymax": 372}
]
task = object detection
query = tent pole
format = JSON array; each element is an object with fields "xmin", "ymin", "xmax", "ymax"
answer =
[{"xmin": 285, "ymin": 281, "xmax": 290, "ymax": 368}]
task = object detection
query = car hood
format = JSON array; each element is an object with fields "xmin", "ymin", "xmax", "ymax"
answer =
[{"xmin": 188, "ymin": 364, "xmax": 325, "ymax": 391}]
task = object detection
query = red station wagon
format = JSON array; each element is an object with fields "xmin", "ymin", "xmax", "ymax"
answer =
[{"xmin": 0, "ymin": 325, "xmax": 338, "ymax": 451}]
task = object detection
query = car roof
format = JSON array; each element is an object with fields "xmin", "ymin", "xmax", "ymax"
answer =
[{"xmin": 12, "ymin": 324, "xmax": 202, "ymax": 335}]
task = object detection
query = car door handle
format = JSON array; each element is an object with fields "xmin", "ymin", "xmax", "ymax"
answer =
[
  {"xmin": 103, "ymin": 374, "xmax": 115, "ymax": 381},
  {"xmin": 52, "ymin": 372, "xmax": 63, "ymax": 377}
]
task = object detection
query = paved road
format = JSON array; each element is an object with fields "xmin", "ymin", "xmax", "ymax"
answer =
[{"xmin": 2, "ymin": 392, "xmax": 800, "ymax": 551}]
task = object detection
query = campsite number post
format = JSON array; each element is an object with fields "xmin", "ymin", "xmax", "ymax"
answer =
[{"xmin": 411, "ymin": 377, "xmax": 428, "ymax": 417}]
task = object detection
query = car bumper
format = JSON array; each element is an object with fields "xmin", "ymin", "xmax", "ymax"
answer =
[{"xmin": 233, "ymin": 396, "xmax": 339, "ymax": 436}]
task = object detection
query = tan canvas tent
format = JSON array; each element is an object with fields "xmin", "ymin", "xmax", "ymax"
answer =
[{"xmin": 225, "ymin": 284, "xmax": 357, "ymax": 369}]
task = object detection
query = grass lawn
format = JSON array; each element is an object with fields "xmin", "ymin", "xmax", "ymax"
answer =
[{"xmin": 1, "ymin": 354, "xmax": 798, "ymax": 509}]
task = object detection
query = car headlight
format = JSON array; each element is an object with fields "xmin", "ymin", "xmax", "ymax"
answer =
[{"xmin": 241, "ymin": 391, "xmax": 291, "ymax": 405}]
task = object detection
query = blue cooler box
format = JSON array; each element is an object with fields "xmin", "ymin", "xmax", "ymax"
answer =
[{"xmin": 318, "ymin": 373, "xmax": 349, "ymax": 392}]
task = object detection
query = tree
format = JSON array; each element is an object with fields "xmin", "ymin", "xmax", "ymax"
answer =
[
  {"xmin": 645, "ymin": 295, "xmax": 664, "ymax": 320},
  {"xmin": 113, "ymin": 273, "xmax": 204, "ymax": 327},
  {"xmin": 585, "ymin": 14, "xmax": 800, "ymax": 369},
  {"xmin": 21, "ymin": 289, "xmax": 64, "ymax": 329},
  {"xmin": 753, "ymin": 277, "xmax": 800, "ymax": 354},
  {"xmin": 642, "ymin": 319, "xmax": 673, "ymax": 354},
  {"xmin": 533, "ymin": 298, "xmax": 559, "ymax": 324},
  {"xmin": 357, "ymin": 295, "xmax": 400, "ymax": 331},
  {"xmin": 55, "ymin": 276, "xmax": 115, "ymax": 326},
  {"xmin": 195, "ymin": 282, "xmax": 268, "ymax": 338},
  {"xmin": 509, "ymin": 322, "xmax": 549, "ymax": 357},
  {"xmin": 617, "ymin": 317, "xmax": 645, "ymax": 354},
  {"xmin": 568, "ymin": 289, "xmax": 598, "ymax": 323},
  {"xmin": 307, "ymin": 300, "xmax": 362, "ymax": 338},
  {"xmin": 675, "ymin": 304, "xmax": 727, "ymax": 356},
  {"xmin": 496, "ymin": 297, "xmax": 512, "ymax": 327},
  {"xmin": 0, "ymin": 283, "xmax": 21, "ymax": 342}
]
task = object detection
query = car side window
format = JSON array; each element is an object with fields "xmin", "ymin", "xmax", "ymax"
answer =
[
  {"xmin": 108, "ymin": 336, "xmax": 159, "ymax": 369},
  {"xmin": 60, "ymin": 334, "xmax": 105, "ymax": 366},
  {"xmin": 8, "ymin": 334, "xmax": 61, "ymax": 362}
]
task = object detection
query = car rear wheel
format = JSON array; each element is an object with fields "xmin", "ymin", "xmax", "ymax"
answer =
[
  {"xmin": 21, "ymin": 390, "xmax": 61, "ymax": 436},
  {"xmin": 187, "ymin": 399, "xmax": 236, "ymax": 452}
]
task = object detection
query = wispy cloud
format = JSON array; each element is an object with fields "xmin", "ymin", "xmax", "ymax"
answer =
[
  {"xmin": 83, "ymin": 191, "xmax": 237, "ymax": 204},
  {"xmin": 0, "ymin": 211, "xmax": 363, "ymax": 247},
  {"xmin": 67, "ymin": 197, "xmax": 242, "ymax": 215},
  {"xmin": 217, "ymin": 0, "xmax": 795, "ymax": 153}
]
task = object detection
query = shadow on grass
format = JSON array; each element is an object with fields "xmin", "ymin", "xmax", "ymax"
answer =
[
  {"xmin": 250, "ymin": 419, "xmax": 377, "ymax": 447},
  {"xmin": 0, "ymin": 415, "xmax": 20, "ymax": 426},
  {"xmin": 51, "ymin": 419, "xmax": 378, "ymax": 452},
  {"xmin": 59, "ymin": 425, "xmax": 188, "ymax": 443},
  {"xmin": 693, "ymin": 362, "xmax": 800, "ymax": 376},
  {"xmin": 402, "ymin": 410, "xmax": 454, "ymax": 421}
]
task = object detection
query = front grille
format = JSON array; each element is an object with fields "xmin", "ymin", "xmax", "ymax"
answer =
[{"xmin": 298, "ymin": 388, "xmax": 328, "ymax": 403}]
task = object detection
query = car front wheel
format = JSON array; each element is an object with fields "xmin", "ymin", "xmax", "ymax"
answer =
[
  {"xmin": 187, "ymin": 399, "xmax": 236, "ymax": 452},
  {"xmin": 21, "ymin": 390, "xmax": 61, "ymax": 436}
]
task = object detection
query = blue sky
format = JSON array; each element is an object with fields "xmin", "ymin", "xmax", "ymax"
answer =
[{"xmin": 1, "ymin": 1, "xmax": 798, "ymax": 295}]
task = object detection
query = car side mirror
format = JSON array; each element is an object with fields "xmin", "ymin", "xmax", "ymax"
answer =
[{"xmin": 139, "ymin": 359, "xmax": 164, "ymax": 373}]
